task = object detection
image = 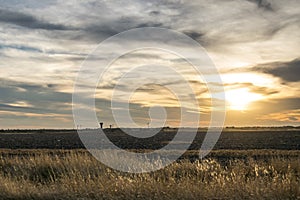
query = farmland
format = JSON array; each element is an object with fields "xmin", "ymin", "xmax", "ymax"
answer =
[
  {"xmin": 0, "ymin": 127, "xmax": 299, "ymax": 150},
  {"xmin": 0, "ymin": 128, "xmax": 299, "ymax": 199}
]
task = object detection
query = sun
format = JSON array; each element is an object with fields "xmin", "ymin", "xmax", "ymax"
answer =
[{"xmin": 226, "ymin": 88, "xmax": 262, "ymax": 111}]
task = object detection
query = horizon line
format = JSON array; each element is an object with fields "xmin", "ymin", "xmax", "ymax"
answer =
[{"xmin": 1, "ymin": 125, "xmax": 300, "ymax": 131}]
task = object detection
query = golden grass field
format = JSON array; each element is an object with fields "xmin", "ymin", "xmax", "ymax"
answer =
[{"xmin": 0, "ymin": 149, "xmax": 299, "ymax": 200}]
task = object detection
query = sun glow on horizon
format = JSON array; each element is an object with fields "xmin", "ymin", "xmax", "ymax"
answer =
[{"xmin": 226, "ymin": 88, "xmax": 263, "ymax": 111}]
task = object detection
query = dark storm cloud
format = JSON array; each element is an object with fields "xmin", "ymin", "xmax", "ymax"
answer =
[
  {"xmin": 183, "ymin": 31, "xmax": 204, "ymax": 41},
  {"xmin": 253, "ymin": 98, "xmax": 300, "ymax": 113},
  {"xmin": 77, "ymin": 19, "xmax": 166, "ymax": 42},
  {"xmin": 51, "ymin": 16, "xmax": 166, "ymax": 43},
  {"xmin": 136, "ymin": 22, "xmax": 164, "ymax": 28},
  {"xmin": 149, "ymin": 10, "xmax": 160, "ymax": 16},
  {"xmin": 83, "ymin": 24, "xmax": 122, "ymax": 40},
  {"xmin": 253, "ymin": 58, "xmax": 300, "ymax": 82},
  {"xmin": 0, "ymin": 9, "xmax": 72, "ymax": 30},
  {"xmin": 0, "ymin": 79, "xmax": 71, "ymax": 115},
  {"xmin": 0, "ymin": 78, "xmax": 154, "ymax": 124},
  {"xmin": 246, "ymin": 0, "xmax": 273, "ymax": 11},
  {"xmin": 0, "ymin": 44, "xmax": 43, "ymax": 53}
]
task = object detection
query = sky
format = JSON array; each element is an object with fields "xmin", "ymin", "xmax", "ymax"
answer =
[{"xmin": 0, "ymin": 0, "xmax": 300, "ymax": 129}]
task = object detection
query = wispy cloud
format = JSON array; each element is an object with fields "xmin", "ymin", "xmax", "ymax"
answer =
[
  {"xmin": 0, "ymin": 0, "xmax": 300, "ymax": 127},
  {"xmin": 0, "ymin": 9, "xmax": 73, "ymax": 30},
  {"xmin": 253, "ymin": 58, "xmax": 300, "ymax": 82}
]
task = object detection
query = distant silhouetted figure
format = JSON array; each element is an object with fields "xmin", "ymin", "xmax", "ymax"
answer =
[
  {"xmin": 109, "ymin": 124, "xmax": 112, "ymax": 129},
  {"xmin": 99, "ymin": 122, "xmax": 103, "ymax": 129}
]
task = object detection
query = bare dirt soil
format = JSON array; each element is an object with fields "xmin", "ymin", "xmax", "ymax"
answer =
[{"xmin": 0, "ymin": 128, "xmax": 299, "ymax": 150}]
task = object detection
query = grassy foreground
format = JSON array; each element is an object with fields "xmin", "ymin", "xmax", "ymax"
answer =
[{"xmin": 0, "ymin": 149, "xmax": 299, "ymax": 200}]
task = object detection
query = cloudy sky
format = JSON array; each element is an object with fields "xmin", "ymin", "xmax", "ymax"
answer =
[{"xmin": 0, "ymin": 0, "xmax": 300, "ymax": 129}]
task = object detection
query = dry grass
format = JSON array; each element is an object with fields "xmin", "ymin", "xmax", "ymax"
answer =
[{"xmin": 0, "ymin": 149, "xmax": 299, "ymax": 200}]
